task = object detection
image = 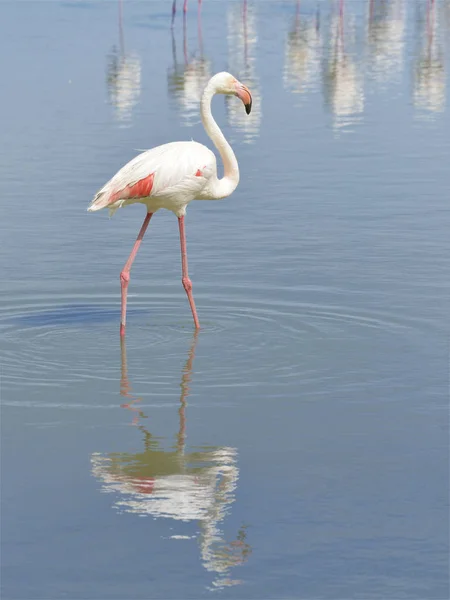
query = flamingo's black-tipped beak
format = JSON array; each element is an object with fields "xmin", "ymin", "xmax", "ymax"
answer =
[{"xmin": 234, "ymin": 81, "xmax": 253, "ymax": 116}]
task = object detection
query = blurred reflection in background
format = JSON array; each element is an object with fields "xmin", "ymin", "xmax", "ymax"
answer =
[
  {"xmin": 366, "ymin": 0, "xmax": 406, "ymax": 85},
  {"xmin": 106, "ymin": 0, "xmax": 141, "ymax": 127},
  {"xmin": 322, "ymin": 0, "xmax": 364, "ymax": 131},
  {"xmin": 91, "ymin": 334, "xmax": 252, "ymax": 590},
  {"xmin": 283, "ymin": 1, "xmax": 322, "ymax": 99},
  {"xmin": 445, "ymin": 0, "xmax": 450, "ymax": 36},
  {"xmin": 167, "ymin": 11, "xmax": 212, "ymax": 126},
  {"xmin": 413, "ymin": 0, "xmax": 446, "ymax": 114},
  {"xmin": 172, "ymin": 0, "xmax": 203, "ymax": 28},
  {"xmin": 226, "ymin": 0, "xmax": 261, "ymax": 143}
]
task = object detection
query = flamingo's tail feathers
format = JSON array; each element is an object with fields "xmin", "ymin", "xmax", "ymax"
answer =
[{"xmin": 87, "ymin": 191, "xmax": 111, "ymax": 213}]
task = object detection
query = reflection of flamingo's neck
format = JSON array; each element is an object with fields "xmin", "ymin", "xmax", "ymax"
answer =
[{"xmin": 197, "ymin": 467, "xmax": 249, "ymax": 580}]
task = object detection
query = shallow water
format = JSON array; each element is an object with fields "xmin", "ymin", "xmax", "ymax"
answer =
[{"xmin": 1, "ymin": 1, "xmax": 449, "ymax": 598}]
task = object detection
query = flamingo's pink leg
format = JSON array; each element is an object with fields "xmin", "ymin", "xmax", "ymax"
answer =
[
  {"xmin": 183, "ymin": 0, "xmax": 188, "ymax": 13},
  {"xmin": 178, "ymin": 216, "xmax": 200, "ymax": 329},
  {"xmin": 120, "ymin": 212, "xmax": 153, "ymax": 336}
]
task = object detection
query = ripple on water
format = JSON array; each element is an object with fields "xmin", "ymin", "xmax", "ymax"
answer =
[{"xmin": 0, "ymin": 285, "xmax": 431, "ymax": 395}]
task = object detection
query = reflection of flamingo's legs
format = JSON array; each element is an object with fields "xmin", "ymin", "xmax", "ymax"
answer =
[
  {"xmin": 171, "ymin": 0, "xmax": 177, "ymax": 27},
  {"xmin": 120, "ymin": 335, "xmax": 145, "ymax": 426},
  {"xmin": 183, "ymin": 11, "xmax": 188, "ymax": 65},
  {"xmin": 176, "ymin": 330, "xmax": 199, "ymax": 453},
  {"xmin": 171, "ymin": 22, "xmax": 178, "ymax": 66},
  {"xmin": 426, "ymin": 0, "xmax": 435, "ymax": 51},
  {"xmin": 120, "ymin": 328, "xmax": 199, "ymax": 443}
]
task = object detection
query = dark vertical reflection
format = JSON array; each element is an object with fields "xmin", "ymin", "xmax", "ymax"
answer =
[
  {"xmin": 106, "ymin": 0, "xmax": 142, "ymax": 127},
  {"xmin": 91, "ymin": 333, "xmax": 251, "ymax": 589},
  {"xmin": 172, "ymin": 0, "xmax": 203, "ymax": 28}
]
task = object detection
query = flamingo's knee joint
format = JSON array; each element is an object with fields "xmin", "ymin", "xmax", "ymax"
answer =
[
  {"xmin": 120, "ymin": 271, "xmax": 130, "ymax": 286},
  {"xmin": 182, "ymin": 277, "xmax": 193, "ymax": 293}
]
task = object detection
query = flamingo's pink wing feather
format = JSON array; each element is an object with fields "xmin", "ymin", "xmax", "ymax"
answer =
[{"xmin": 88, "ymin": 141, "xmax": 215, "ymax": 213}]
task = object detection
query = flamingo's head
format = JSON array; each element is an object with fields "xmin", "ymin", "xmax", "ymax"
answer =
[{"xmin": 210, "ymin": 72, "xmax": 252, "ymax": 115}]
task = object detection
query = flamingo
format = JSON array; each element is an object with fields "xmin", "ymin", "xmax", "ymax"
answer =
[{"xmin": 88, "ymin": 72, "xmax": 252, "ymax": 335}]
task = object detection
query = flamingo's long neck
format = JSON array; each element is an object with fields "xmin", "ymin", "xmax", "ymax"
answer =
[{"xmin": 201, "ymin": 83, "xmax": 239, "ymax": 199}]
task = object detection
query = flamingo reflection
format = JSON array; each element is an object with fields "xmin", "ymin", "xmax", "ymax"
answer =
[
  {"xmin": 322, "ymin": 0, "xmax": 364, "ymax": 129},
  {"xmin": 91, "ymin": 333, "xmax": 251, "ymax": 589},
  {"xmin": 172, "ymin": 0, "xmax": 203, "ymax": 28},
  {"xmin": 413, "ymin": 0, "xmax": 446, "ymax": 113},
  {"xmin": 167, "ymin": 12, "xmax": 212, "ymax": 126},
  {"xmin": 284, "ymin": 1, "xmax": 321, "ymax": 97},
  {"xmin": 367, "ymin": 0, "xmax": 406, "ymax": 84},
  {"xmin": 106, "ymin": 0, "xmax": 141, "ymax": 126},
  {"xmin": 226, "ymin": 0, "xmax": 261, "ymax": 143}
]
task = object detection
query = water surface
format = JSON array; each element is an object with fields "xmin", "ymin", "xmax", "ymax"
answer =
[{"xmin": 1, "ymin": 1, "xmax": 449, "ymax": 598}]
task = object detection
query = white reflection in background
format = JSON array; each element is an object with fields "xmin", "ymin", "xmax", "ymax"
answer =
[
  {"xmin": 322, "ymin": 1, "xmax": 365, "ymax": 130},
  {"xmin": 413, "ymin": 0, "xmax": 446, "ymax": 114},
  {"xmin": 226, "ymin": 0, "xmax": 262, "ymax": 143},
  {"xmin": 91, "ymin": 334, "xmax": 251, "ymax": 590},
  {"xmin": 167, "ymin": 13, "xmax": 212, "ymax": 126},
  {"xmin": 108, "ymin": 0, "xmax": 449, "ymax": 133},
  {"xmin": 366, "ymin": 0, "xmax": 406, "ymax": 84},
  {"xmin": 284, "ymin": 1, "xmax": 322, "ymax": 98},
  {"xmin": 106, "ymin": 0, "xmax": 141, "ymax": 127}
]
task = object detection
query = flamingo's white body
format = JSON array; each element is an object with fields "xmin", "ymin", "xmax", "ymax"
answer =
[
  {"xmin": 88, "ymin": 72, "xmax": 252, "ymax": 335},
  {"xmin": 90, "ymin": 141, "xmax": 218, "ymax": 218}
]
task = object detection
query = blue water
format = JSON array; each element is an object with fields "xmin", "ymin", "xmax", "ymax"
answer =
[{"xmin": 1, "ymin": 1, "xmax": 449, "ymax": 598}]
